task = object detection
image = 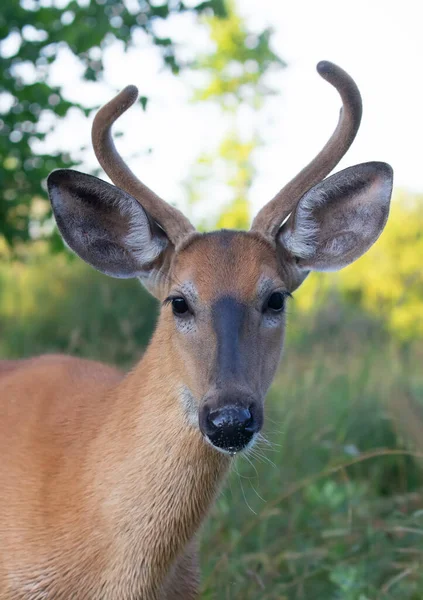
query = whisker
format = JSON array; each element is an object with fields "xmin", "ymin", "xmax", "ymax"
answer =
[
  {"xmin": 257, "ymin": 433, "xmax": 282, "ymax": 448},
  {"xmin": 264, "ymin": 414, "xmax": 283, "ymax": 426},
  {"xmin": 241, "ymin": 454, "xmax": 267, "ymax": 503},
  {"xmin": 248, "ymin": 447, "xmax": 278, "ymax": 470},
  {"xmin": 241, "ymin": 452, "xmax": 259, "ymax": 479},
  {"xmin": 233, "ymin": 463, "xmax": 257, "ymax": 515}
]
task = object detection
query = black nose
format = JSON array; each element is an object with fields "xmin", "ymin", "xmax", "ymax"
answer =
[{"xmin": 202, "ymin": 406, "xmax": 258, "ymax": 453}]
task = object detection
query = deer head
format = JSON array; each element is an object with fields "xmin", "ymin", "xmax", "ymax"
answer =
[{"xmin": 47, "ymin": 61, "xmax": 393, "ymax": 455}]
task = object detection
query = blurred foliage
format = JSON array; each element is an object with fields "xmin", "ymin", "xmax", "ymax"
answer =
[
  {"xmin": 202, "ymin": 343, "xmax": 423, "ymax": 598},
  {"xmin": 0, "ymin": 247, "xmax": 422, "ymax": 598},
  {"xmin": 1, "ymin": 1, "xmax": 423, "ymax": 598},
  {"xmin": 294, "ymin": 192, "xmax": 423, "ymax": 342},
  {"xmin": 0, "ymin": 0, "xmax": 248, "ymax": 248},
  {"xmin": 214, "ymin": 133, "xmax": 253, "ymax": 229},
  {"xmin": 0, "ymin": 245, "xmax": 157, "ymax": 363},
  {"xmin": 338, "ymin": 192, "xmax": 423, "ymax": 341},
  {"xmin": 185, "ymin": 0, "xmax": 284, "ymax": 228},
  {"xmin": 185, "ymin": 132, "xmax": 257, "ymax": 230},
  {"xmin": 192, "ymin": 0, "xmax": 284, "ymax": 109}
]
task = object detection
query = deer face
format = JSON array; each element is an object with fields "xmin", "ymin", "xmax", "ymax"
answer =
[
  {"xmin": 162, "ymin": 231, "xmax": 287, "ymax": 453},
  {"xmin": 47, "ymin": 62, "xmax": 393, "ymax": 454}
]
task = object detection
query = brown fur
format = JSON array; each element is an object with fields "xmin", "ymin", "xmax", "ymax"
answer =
[
  {"xmin": 0, "ymin": 349, "xmax": 227, "ymax": 598},
  {"xmin": 0, "ymin": 61, "xmax": 393, "ymax": 598},
  {"xmin": 0, "ymin": 201, "xmax": 393, "ymax": 599},
  {"xmin": 0, "ymin": 232, "xmax": 284, "ymax": 600}
]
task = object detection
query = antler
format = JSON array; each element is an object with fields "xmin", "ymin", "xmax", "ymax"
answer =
[
  {"xmin": 91, "ymin": 86, "xmax": 195, "ymax": 246},
  {"xmin": 251, "ymin": 61, "xmax": 363, "ymax": 237}
]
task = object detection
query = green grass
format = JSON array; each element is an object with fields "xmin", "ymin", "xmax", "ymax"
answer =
[
  {"xmin": 0, "ymin": 254, "xmax": 157, "ymax": 364},
  {"xmin": 201, "ymin": 332, "xmax": 423, "ymax": 599},
  {"xmin": 1, "ymin": 255, "xmax": 422, "ymax": 599}
]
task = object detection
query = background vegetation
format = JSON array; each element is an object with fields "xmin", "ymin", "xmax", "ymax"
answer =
[{"xmin": 1, "ymin": 1, "xmax": 422, "ymax": 598}]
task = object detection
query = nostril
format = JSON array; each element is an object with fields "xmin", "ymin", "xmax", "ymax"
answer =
[
  {"xmin": 207, "ymin": 407, "xmax": 253, "ymax": 431},
  {"xmin": 207, "ymin": 409, "xmax": 229, "ymax": 430},
  {"xmin": 244, "ymin": 411, "xmax": 255, "ymax": 431},
  {"xmin": 206, "ymin": 411, "xmax": 219, "ymax": 432},
  {"xmin": 239, "ymin": 408, "xmax": 253, "ymax": 429}
]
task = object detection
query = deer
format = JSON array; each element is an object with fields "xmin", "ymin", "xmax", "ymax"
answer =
[{"xmin": 0, "ymin": 61, "xmax": 393, "ymax": 599}]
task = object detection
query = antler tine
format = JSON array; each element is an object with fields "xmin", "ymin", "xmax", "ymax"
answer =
[
  {"xmin": 251, "ymin": 61, "xmax": 363, "ymax": 237},
  {"xmin": 91, "ymin": 86, "xmax": 195, "ymax": 246}
]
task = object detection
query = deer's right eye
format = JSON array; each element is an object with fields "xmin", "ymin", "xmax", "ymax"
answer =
[
  {"xmin": 171, "ymin": 297, "xmax": 189, "ymax": 316},
  {"xmin": 266, "ymin": 291, "xmax": 286, "ymax": 312}
]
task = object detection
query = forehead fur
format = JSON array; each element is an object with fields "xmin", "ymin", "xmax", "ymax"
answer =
[{"xmin": 173, "ymin": 230, "xmax": 280, "ymax": 301}]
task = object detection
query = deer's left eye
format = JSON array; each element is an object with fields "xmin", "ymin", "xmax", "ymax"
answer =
[
  {"xmin": 265, "ymin": 292, "xmax": 287, "ymax": 312},
  {"xmin": 171, "ymin": 297, "xmax": 189, "ymax": 315}
]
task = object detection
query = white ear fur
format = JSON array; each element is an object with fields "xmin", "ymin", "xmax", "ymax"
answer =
[
  {"xmin": 281, "ymin": 188, "xmax": 327, "ymax": 260},
  {"xmin": 278, "ymin": 162, "xmax": 393, "ymax": 272},
  {"xmin": 48, "ymin": 169, "xmax": 169, "ymax": 281}
]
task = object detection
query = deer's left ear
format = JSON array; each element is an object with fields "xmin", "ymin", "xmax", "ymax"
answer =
[{"xmin": 278, "ymin": 162, "xmax": 393, "ymax": 273}]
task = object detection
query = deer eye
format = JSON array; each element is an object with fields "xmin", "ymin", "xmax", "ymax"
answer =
[
  {"xmin": 171, "ymin": 297, "xmax": 189, "ymax": 316},
  {"xmin": 265, "ymin": 291, "xmax": 287, "ymax": 312}
]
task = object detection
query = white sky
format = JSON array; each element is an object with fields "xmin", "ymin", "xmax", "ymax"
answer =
[{"xmin": 41, "ymin": 0, "xmax": 423, "ymax": 225}]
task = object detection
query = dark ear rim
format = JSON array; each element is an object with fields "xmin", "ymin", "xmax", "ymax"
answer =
[
  {"xmin": 47, "ymin": 169, "xmax": 169, "ymax": 279},
  {"xmin": 48, "ymin": 168, "xmax": 169, "ymax": 243}
]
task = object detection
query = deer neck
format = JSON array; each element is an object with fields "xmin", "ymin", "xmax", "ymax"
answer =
[{"xmin": 90, "ymin": 319, "xmax": 230, "ymax": 595}]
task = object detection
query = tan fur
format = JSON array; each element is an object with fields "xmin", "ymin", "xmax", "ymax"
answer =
[
  {"xmin": 0, "ymin": 61, "xmax": 393, "ymax": 598},
  {"xmin": 175, "ymin": 231, "xmax": 280, "ymax": 301},
  {"xmin": 0, "ymin": 350, "xmax": 228, "ymax": 598},
  {"xmin": 0, "ymin": 233, "xmax": 284, "ymax": 599},
  {"xmin": 0, "ymin": 206, "xmax": 392, "ymax": 599}
]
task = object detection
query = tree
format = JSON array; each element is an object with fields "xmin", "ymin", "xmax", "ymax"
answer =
[{"xmin": 0, "ymin": 0, "xmax": 231, "ymax": 248}]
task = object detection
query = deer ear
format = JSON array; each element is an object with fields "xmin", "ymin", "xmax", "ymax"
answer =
[
  {"xmin": 278, "ymin": 162, "xmax": 393, "ymax": 273},
  {"xmin": 48, "ymin": 169, "xmax": 169, "ymax": 282}
]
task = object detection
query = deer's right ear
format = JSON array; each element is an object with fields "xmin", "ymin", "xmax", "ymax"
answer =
[{"xmin": 48, "ymin": 169, "xmax": 170, "ymax": 284}]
